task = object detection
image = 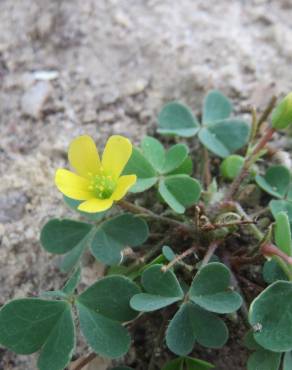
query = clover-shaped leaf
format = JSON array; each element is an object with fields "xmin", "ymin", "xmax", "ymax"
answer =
[
  {"xmin": 0, "ymin": 299, "xmax": 75, "ymax": 370},
  {"xmin": 256, "ymin": 165, "xmax": 291, "ymax": 199},
  {"xmin": 91, "ymin": 213, "xmax": 149, "ymax": 265},
  {"xmin": 270, "ymin": 199, "xmax": 292, "ymax": 222},
  {"xmin": 41, "ymin": 219, "xmax": 92, "ymax": 255},
  {"xmin": 161, "ymin": 144, "xmax": 189, "ymax": 174},
  {"xmin": 275, "ymin": 211, "xmax": 292, "ymax": 256},
  {"xmin": 141, "ymin": 136, "xmax": 165, "ymax": 172},
  {"xmin": 262, "ymin": 259, "xmax": 288, "ymax": 284},
  {"xmin": 166, "ymin": 302, "xmax": 228, "ymax": 356},
  {"xmin": 203, "ymin": 90, "xmax": 232, "ymax": 124},
  {"xmin": 157, "ymin": 91, "xmax": 249, "ymax": 158},
  {"xmin": 249, "ymin": 281, "xmax": 292, "ymax": 352},
  {"xmin": 189, "ymin": 262, "xmax": 242, "ymax": 314},
  {"xmin": 123, "ymin": 147, "xmax": 158, "ymax": 192},
  {"xmin": 198, "ymin": 119, "xmax": 250, "ymax": 158},
  {"xmin": 158, "ymin": 175, "xmax": 201, "ymax": 214},
  {"xmin": 158, "ymin": 102, "xmax": 200, "ymax": 137},
  {"xmin": 77, "ymin": 276, "xmax": 140, "ymax": 358},
  {"xmin": 284, "ymin": 352, "xmax": 292, "ymax": 370},
  {"xmin": 247, "ymin": 350, "xmax": 281, "ymax": 370},
  {"xmin": 130, "ymin": 264, "xmax": 184, "ymax": 312}
]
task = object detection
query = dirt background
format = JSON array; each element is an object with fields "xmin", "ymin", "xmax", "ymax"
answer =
[{"xmin": 1, "ymin": 0, "xmax": 292, "ymax": 369}]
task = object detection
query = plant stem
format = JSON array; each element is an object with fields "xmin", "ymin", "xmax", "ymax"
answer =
[
  {"xmin": 71, "ymin": 352, "xmax": 97, "ymax": 370},
  {"xmin": 257, "ymin": 96, "xmax": 277, "ymax": 128},
  {"xmin": 118, "ymin": 200, "xmax": 194, "ymax": 232},
  {"xmin": 201, "ymin": 241, "xmax": 221, "ymax": 267},
  {"xmin": 161, "ymin": 245, "xmax": 197, "ymax": 272},
  {"xmin": 224, "ymin": 126, "xmax": 276, "ymax": 201},
  {"xmin": 233, "ymin": 202, "xmax": 264, "ymax": 241}
]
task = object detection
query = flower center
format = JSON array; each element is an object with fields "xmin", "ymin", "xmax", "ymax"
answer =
[{"xmin": 88, "ymin": 169, "xmax": 116, "ymax": 199}]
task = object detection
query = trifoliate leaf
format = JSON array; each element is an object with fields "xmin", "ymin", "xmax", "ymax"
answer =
[
  {"xmin": 202, "ymin": 90, "xmax": 232, "ymax": 124},
  {"xmin": 256, "ymin": 165, "xmax": 291, "ymax": 199}
]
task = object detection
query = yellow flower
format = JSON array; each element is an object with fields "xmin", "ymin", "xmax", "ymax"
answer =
[{"xmin": 55, "ymin": 135, "xmax": 136, "ymax": 213}]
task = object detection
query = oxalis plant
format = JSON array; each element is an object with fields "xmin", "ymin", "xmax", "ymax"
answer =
[{"xmin": 1, "ymin": 90, "xmax": 292, "ymax": 370}]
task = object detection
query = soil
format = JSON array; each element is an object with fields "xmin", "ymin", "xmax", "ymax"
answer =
[{"xmin": 1, "ymin": 0, "xmax": 292, "ymax": 369}]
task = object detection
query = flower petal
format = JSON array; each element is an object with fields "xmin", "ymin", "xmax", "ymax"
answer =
[
  {"xmin": 102, "ymin": 135, "xmax": 132, "ymax": 179},
  {"xmin": 78, "ymin": 199, "xmax": 113, "ymax": 213},
  {"xmin": 111, "ymin": 175, "xmax": 137, "ymax": 201},
  {"xmin": 68, "ymin": 135, "xmax": 101, "ymax": 178},
  {"xmin": 55, "ymin": 169, "xmax": 93, "ymax": 200}
]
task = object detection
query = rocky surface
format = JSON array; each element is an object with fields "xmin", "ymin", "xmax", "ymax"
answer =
[{"xmin": 1, "ymin": 0, "xmax": 292, "ymax": 368}]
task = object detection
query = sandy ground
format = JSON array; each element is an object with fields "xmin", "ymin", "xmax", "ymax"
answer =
[{"xmin": 1, "ymin": 0, "xmax": 292, "ymax": 368}]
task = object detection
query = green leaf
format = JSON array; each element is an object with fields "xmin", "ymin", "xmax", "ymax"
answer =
[
  {"xmin": 166, "ymin": 303, "xmax": 228, "ymax": 355},
  {"xmin": 130, "ymin": 264, "xmax": 184, "ymax": 312},
  {"xmin": 283, "ymin": 351, "xmax": 292, "ymax": 370},
  {"xmin": 158, "ymin": 175, "xmax": 201, "ymax": 214},
  {"xmin": 141, "ymin": 136, "xmax": 165, "ymax": 172},
  {"xmin": 202, "ymin": 90, "xmax": 232, "ymax": 124},
  {"xmin": 168, "ymin": 156, "xmax": 193, "ymax": 176},
  {"xmin": 111, "ymin": 368, "xmax": 134, "ymax": 370},
  {"xmin": 77, "ymin": 302, "xmax": 130, "ymax": 359},
  {"xmin": 162, "ymin": 246, "xmax": 176, "ymax": 261},
  {"xmin": 60, "ymin": 238, "xmax": 89, "ymax": 273},
  {"xmin": 91, "ymin": 213, "xmax": 149, "ymax": 265},
  {"xmin": 161, "ymin": 144, "xmax": 189, "ymax": 174},
  {"xmin": 77, "ymin": 275, "xmax": 140, "ymax": 322},
  {"xmin": 262, "ymin": 259, "xmax": 288, "ymax": 284},
  {"xmin": 123, "ymin": 147, "xmax": 158, "ymax": 192},
  {"xmin": 62, "ymin": 267, "xmax": 81, "ymax": 295},
  {"xmin": 40, "ymin": 219, "xmax": 92, "ymax": 254},
  {"xmin": 275, "ymin": 211, "xmax": 292, "ymax": 256},
  {"xmin": 158, "ymin": 102, "xmax": 200, "ymax": 137},
  {"xmin": 256, "ymin": 166, "xmax": 291, "ymax": 199},
  {"xmin": 189, "ymin": 262, "xmax": 242, "ymax": 314},
  {"xmin": 220, "ymin": 155, "xmax": 244, "ymax": 181},
  {"xmin": 0, "ymin": 299, "xmax": 74, "ymax": 370},
  {"xmin": 63, "ymin": 196, "xmax": 106, "ymax": 221},
  {"xmin": 272, "ymin": 92, "xmax": 292, "ymax": 130},
  {"xmin": 185, "ymin": 357, "xmax": 215, "ymax": 370},
  {"xmin": 270, "ymin": 200, "xmax": 292, "ymax": 222},
  {"xmin": 249, "ymin": 281, "xmax": 292, "ymax": 351},
  {"xmin": 247, "ymin": 350, "xmax": 281, "ymax": 370},
  {"xmin": 198, "ymin": 119, "xmax": 250, "ymax": 158},
  {"xmin": 162, "ymin": 358, "xmax": 184, "ymax": 370},
  {"xmin": 244, "ymin": 330, "xmax": 263, "ymax": 351}
]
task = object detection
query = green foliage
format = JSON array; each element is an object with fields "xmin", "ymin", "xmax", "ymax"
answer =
[
  {"xmin": 158, "ymin": 102, "xmax": 200, "ymax": 137},
  {"xmin": 158, "ymin": 175, "xmax": 201, "ymax": 213},
  {"xmin": 249, "ymin": 281, "xmax": 292, "ymax": 352},
  {"xmin": 198, "ymin": 119, "xmax": 250, "ymax": 158},
  {"xmin": 220, "ymin": 155, "xmax": 244, "ymax": 180},
  {"xmin": 41, "ymin": 214, "xmax": 149, "ymax": 267},
  {"xmin": 247, "ymin": 350, "xmax": 281, "ymax": 370},
  {"xmin": 272, "ymin": 92, "xmax": 292, "ymax": 129},
  {"xmin": 283, "ymin": 351, "xmax": 292, "ymax": 370},
  {"xmin": 131, "ymin": 263, "xmax": 240, "ymax": 356},
  {"xmin": 130, "ymin": 264, "xmax": 184, "ymax": 311},
  {"xmin": 274, "ymin": 211, "xmax": 292, "ymax": 256},
  {"xmin": 91, "ymin": 213, "xmax": 149, "ymax": 265},
  {"xmin": 0, "ymin": 275, "xmax": 139, "ymax": 368},
  {"xmin": 157, "ymin": 90, "xmax": 250, "ymax": 158},
  {"xmin": 162, "ymin": 356, "xmax": 214, "ymax": 370},
  {"xmin": 124, "ymin": 137, "xmax": 200, "ymax": 213},
  {"xmin": 256, "ymin": 165, "xmax": 291, "ymax": 199},
  {"xmin": 262, "ymin": 259, "xmax": 288, "ymax": 284},
  {"xmin": 166, "ymin": 302, "xmax": 228, "ymax": 355},
  {"xmin": 41, "ymin": 219, "xmax": 92, "ymax": 254},
  {"xmin": 0, "ymin": 299, "xmax": 75, "ymax": 370},
  {"xmin": 189, "ymin": 263, "xmax": 242, "ymax": 314}
]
